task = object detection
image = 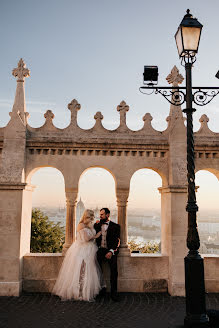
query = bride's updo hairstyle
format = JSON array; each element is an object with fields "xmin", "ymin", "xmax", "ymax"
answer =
[{"xmin": 79, "ymin": 209, "xmax": 95, "ymax": 226}]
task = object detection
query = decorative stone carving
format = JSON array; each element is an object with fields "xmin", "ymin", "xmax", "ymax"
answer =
[
  {"xmin": 166, "ymin": 66, "xmax": 184, "ymax": 87},
  {"xmin": 44, "ymin": 110, "xmax": 54, "ymax": 121},
  {"xmin": 68, "ymin": 99, "xmax": 81, "ymax": 127},
  {"xmin": 94, "ymin": 111, "xmax": 103, "ymax": 121},
  {"xmin": 12, "ymin": 58, "xmax": 30, "ymax": 82},
  {"xmin": 142, "ymin": 113, "xmax": 153, "ymax": 130},
  {"xmin": 117, "ymin": 100, "xmax": 129, "ymax": 127},
  {"xmin": 93, "ymin": 111, "xmax": 104, "ymax": 131},
  {"xmin": 40, "ymin": 110, "xmax": 55, "ymax": 130},
  {"xmin": 68, "ymin": 99, "xmax": 81, "ymax": 112},
  {"xmin": 116, "ymin": 191, "xmax": 129, "ymax": 207},
  {"xmin": 196, "ymin": 114, "xmax": 213, "ymax": 136},
  {"xmin": 166, "ymin": 66, "xmax": 184, "ymax": 120},
  {"xmin": 200, "ymin": 114, "xmax": 209, "ymax": 124},
  {"xmin": 117, "ymin": 100, "xmax": 129, "ymax": 113},
  {"xmin": 143, "ymin": 113, "xmax": 152, "ymax": 122}
]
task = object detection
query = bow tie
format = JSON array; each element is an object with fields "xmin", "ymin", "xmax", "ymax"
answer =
[{"xmin": 101, "ymin": 221, "xmax": 109, "ymax": 225}]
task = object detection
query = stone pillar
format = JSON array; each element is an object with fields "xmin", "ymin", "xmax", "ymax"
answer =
[
  {"xmin": 0, "ymin": 59, "xmax": 32, "ymax": 296},
  {"xmin": 62, "ymin": 189, "xmax": 78, "ymax": 254},
  {"xmin": 116, "ymin": 188, "xmax": 130, "ymax": 256},
  {"xmin": 162, "ymin": 66, "xmax": 188, "ymax": 296},
  {"xmin": 0, "ymin": 183, "xmax": 33, "ymax": 296},
  {"xmin": 159, "ymin": 185, "xmax": 187, "ymax": 296}
]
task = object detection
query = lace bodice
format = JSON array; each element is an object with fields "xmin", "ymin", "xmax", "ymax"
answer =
[{"xmin": 76, "ymin": 227, "xmax": 96, "ymax": 243}]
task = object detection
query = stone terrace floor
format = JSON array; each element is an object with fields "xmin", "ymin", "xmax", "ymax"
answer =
[{"xmin": 1, "ymin": 292, "xmax": 219, "ymax": 328}]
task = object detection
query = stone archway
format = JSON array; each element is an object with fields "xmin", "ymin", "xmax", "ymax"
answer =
[
  {"xmin": 128, "ymin": 168, "xmax": 162, "ymax": 253},
  {"xmin": 196, "ymin": 169, "xmax": 219, "ymax": 255},
  {"xmin": 77, "ymin": 166, "xmax": 117, "ymax": 222}
]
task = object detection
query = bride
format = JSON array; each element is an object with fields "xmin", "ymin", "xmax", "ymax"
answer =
[{"xmin": 52, "ymin": 209, "xmax": 102, "ymax": 301}]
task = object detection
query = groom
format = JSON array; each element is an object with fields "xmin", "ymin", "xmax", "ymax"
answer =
[{"xmin": 94, "ymin": 208, "xmax": 120, "ymax": 301}]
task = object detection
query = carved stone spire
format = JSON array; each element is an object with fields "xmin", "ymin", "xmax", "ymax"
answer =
[
  {"xmin": 11, "ymin": 58, "xmax": 30, "ymax": 124},
  {"xmin": 43, "ymin": 110, "xmax": 55, "ymax": 130},
  {"xmin": 166, "ymin": 65, "xmax": 184, "ymax": 87},
  {"xmin": 12, "ymin": 58, "xmax": 30, "ymax": 82},
  {"xmin": 117, "ymin": 100, "xmax": 129, "ymax": 128},
  {"xmin": 68, "ymin": 99, "xmax": 81, "ymax": 128},
  {"xmin": 166, "ymin": 66, "xmax": 184, "ymax": 120},
  {"xmin": 197, "ymin": 114, "xmax": 212, "ymax": 136},
  {"xmin": 142, "ymin": 113, "xmax": 153, "ymax": 131},
  {"xmin": 94, "ymin": 111, "xmax": 103, "ymax": 121},
  {"xmin": 94, "ymin": 111, "xmax": 104, "ymax": 129},
  {"xmin": 44, "ymin": 110, "xmax": 55, "ymax": 121}
]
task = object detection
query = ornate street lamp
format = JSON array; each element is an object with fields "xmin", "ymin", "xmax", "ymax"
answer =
[
  {"xmin": 140, "ymin": 9, "xmax": 219, "ymax": 328},
  {"xmin": 175, "ymin": 10, "xmax": 208, "ymax": 328},
  {"xmin": 175, "ymin": 9, "xmax": 203, "ymax": 60}
]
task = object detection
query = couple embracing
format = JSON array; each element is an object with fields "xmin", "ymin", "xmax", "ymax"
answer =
[{"xmin": 53, "ymin": 208, "xmax": 120, "ymax": 302}]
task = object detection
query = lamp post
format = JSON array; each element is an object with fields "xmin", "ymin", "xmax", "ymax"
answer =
[
  {"xmin": 175, "ymin": 10, "xmax": 209, "ymax": 328},
  {"xmin": 140, "ymin": 9, "xmax": 219, "ymax": 328}
]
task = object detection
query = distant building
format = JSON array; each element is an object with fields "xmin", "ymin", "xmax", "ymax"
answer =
[{"xmin": 76, "ymin": 197, "xmax": 85, "ymax": 224}]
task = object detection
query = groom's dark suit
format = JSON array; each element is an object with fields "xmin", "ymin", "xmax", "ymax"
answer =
[{"xmin": 94, "ymin": 220, "xmax": 120, "ymax": 296}]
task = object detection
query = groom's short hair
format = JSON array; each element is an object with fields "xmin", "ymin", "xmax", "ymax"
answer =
[{"xmin": 101, "ymin": 207, "xmax": 110, "ymax": 215}]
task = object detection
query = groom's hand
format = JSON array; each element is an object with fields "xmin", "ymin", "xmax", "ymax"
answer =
[{"xmin": 105, "ymin": 252, "xmax": 112, "ymax": 259}]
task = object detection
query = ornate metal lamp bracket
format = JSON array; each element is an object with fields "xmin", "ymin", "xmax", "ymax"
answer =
[
  {"xmin": 140, "ymin": 86, "xmax": 219, "ymax": 106},
  {"xmin": 193, "ymin": 88, "xmax": 219, "ymax": 106},
  {"xmin": 155, "ymin": 88, "xmax": 186, "ymax": 106}
]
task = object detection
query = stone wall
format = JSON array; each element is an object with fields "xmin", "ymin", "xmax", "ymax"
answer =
[
  {"xmin": 23, "ymin": 254, "xmax": 169, "ymax": 293},
  {"xmin": 22, "ymin": 254, "xmax": 219, "ymax": 293}
]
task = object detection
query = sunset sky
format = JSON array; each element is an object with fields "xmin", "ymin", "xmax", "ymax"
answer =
[{"xmin": 1, "ymin": 1, "xmax": 219, "ymax": 213}]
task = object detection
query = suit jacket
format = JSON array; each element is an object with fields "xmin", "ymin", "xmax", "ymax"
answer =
[{"xmin": 94, "ymin": 220, "xmax": 120, "ymax": 255}]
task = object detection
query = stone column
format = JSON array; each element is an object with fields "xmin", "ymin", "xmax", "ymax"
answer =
[
  {"xmin": 159, "ymin": 185, "xmax": 187, "ymax": 296},
  {"xmin": 62, "ymin": 189, "xmax": 78, "ymax": 254},
  {"xmin": 116, "ymin": 188, "xmax": 130, "ymax": 256}
]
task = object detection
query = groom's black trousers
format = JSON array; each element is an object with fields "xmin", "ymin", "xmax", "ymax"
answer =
[{"xmin": 96, "ymin": 248, "xmax": 118, "ymax": 295}]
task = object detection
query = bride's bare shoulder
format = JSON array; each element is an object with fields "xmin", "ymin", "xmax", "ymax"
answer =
[{"xmin": 77, "ymin": 223, "xmax": 85, "ymax": 231}]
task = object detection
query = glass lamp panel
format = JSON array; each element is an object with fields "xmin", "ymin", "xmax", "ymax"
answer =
[
  {"xmin": 175, "ymin": 28, "xmax": 183, "ymax": 56},
  {"xmin": 182, "ymin": 26, "xmax": 201, "ymax": 52}
]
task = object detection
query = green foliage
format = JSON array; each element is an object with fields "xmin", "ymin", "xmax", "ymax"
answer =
[
  {"xmin": 31, "ymin": 208, "xmax": 65, "ymax": 253},
  {"xmin": 128, "ymin": 238, "xmax": 160, "ymax": 253}
]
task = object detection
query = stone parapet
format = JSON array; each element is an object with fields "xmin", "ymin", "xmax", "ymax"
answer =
[{"xmin": 22, "ymin": 253, "xmax": 169, "ymax": 293}]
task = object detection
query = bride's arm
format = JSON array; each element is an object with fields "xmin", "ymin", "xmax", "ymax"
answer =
[
  {"xmin": 90, "ymin": 231, "xmax": 102, "ymax": 240},
  {"xmin": 77, "ymin": 224, "xmax": 101, "ymax": 241}
]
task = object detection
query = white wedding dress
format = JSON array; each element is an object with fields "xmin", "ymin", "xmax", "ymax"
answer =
[{"xmin": 52, "ymin": 227, "xmax": 102, "ymax": 301}]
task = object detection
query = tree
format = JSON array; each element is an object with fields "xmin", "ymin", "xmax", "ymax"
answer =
[{"xmin": 31, "ymin": 208, "xmax": 65, "ymax": 253}]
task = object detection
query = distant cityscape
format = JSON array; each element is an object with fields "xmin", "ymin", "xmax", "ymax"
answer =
[{"xmin": 33, "ymin": 197, "xmax": 219, "ymax": 255}]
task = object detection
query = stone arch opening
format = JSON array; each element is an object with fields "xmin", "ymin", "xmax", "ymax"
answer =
[
  {"xmin": 196, "ymin": 169, "xmax": 219, "ymax": 255},
  {"xmin": 78, "ymin": 167, "xmax": 117, "ymax": 225},
  {"xmin": 28, "ymin": 167, "xmax": 66, "ymax": 253},
  {"xmin": 128, "ymin": 168, "xmax": 162, "ymax": 254}
]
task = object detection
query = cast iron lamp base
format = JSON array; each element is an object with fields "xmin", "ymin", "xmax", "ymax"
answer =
[{"xmin": 184, "ymin": 252, "xmax": 209, "ymax": 327}]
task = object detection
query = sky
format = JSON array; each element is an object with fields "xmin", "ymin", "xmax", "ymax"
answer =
[{"xmin": 1, "ymin": 1, "xmax": 219, "ymax": 212}]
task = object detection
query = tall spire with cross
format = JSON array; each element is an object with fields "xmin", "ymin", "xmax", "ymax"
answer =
[{"xmin": 11, "ymin": 58, "xmax": 30, "ymax": 124}]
